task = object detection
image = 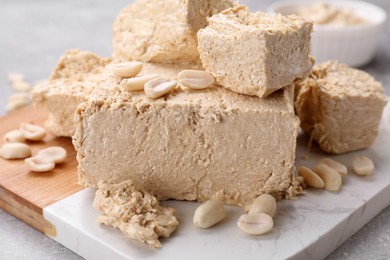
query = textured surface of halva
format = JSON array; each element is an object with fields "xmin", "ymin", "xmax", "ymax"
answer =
[
  {"xmin": 31, "ymin": 49, "xmax": 111, "ymax": 137},
  {"xmin": 73, "ymin": 63, "xmax": 301, "ymax": 207},
  {"xmin": 112, "ymin": 0, "xmax": 234, "ymax": 64},
  {"xmin": 197, "ymin": 5, "xmax": 313, "ymax": 98},
  {"xmin": 31, "ymin": 52, "xmax": 197, "ymax": 137},
  {"xmin": 295, "ymin": 61, "xmax": 387, "ymax": 154}
]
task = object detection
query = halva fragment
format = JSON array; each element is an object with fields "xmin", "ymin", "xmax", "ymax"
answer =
[
  {"xmin": 93, "ymin": 180, "xmax": 178, "ymax": 248},
  {"xmin": 197, "ymin": 5, "xmax": 313, "ymax": 97},
  {"xmin": 295, "ymin": 61, "xmax": 387, "ymax": 154}
]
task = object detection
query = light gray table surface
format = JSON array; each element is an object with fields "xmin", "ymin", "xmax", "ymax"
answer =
[{"xmin": 0, "ymin": 0, "xmax": 389, "ymax": 259}]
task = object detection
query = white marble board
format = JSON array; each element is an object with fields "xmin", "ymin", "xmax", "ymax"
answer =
[{"xmin": 43, "ymin": 105, "xmax": 390, "ymax": 260}]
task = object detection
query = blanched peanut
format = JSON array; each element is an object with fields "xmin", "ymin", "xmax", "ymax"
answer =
[
  {"xmin": 352, "ymin": 156, "xmax": 374, "ymax": 176},
  {"xmin": 298, "ymin": 166, "xmax": 325, "ymax": 189},
  {"xmin": 178, "ymin": 70, "xmax": 215, "ymax": 90},
  {"xmin": 8, "ymin": 72, "xmax": 24, "ymax": 82},
  {"xmin": 193, "ymin": 200, "xmax": 226, "ymax": 228},
  {"xmin": 109, "ymin": 61, "xmax": 143, "ymax": 78},
  {"xmin": 8, "ymin": 73, "xmax": 32, "ymax": 92},
  {"xmin": 20, "ymin": 123, "xmax": 46, "ymax": 141},
  {"xmin": 0, "ymin": 143, "xmax": 31, "ymax": 159},
  {"xmin": 248, "ymin": 194, "xmax": 276, "ymax": 217},
  {"xmin": 4, "ymin": 129, "xmax": 26, "ymax": 143},
  {"xmin": 312, "ymin": 163, "xmax": 342, "ymax": 192},
  {"xmin": 320, "ymin": 158, "xmax": 347, "ymax": 176},
  {"xmin": 37, "ymin": 146, "xmax": 67, "ymax": 164},
  {"xmin": 25, "ymin": 156, "xmax": 55, "ymax": 172},
  {"xmin": 237, "ymin": 213, "xmax": 273, "ymax": 236},
  {"xmin": 144, "ymin": 76, "xmax": 177, "ymax": 99},
  {"xmin": 6, "ymin": 94, "xmax": 30, "ymax": 112},
  {"xmin": 7, "ymin": 99, "xmax": 29, "ymax": 112},
  {"xmin": 8, "ymin": 93, "xmax": 30, "ymax": 102},
  {"xmin": 12, "ymin": 80, "xmax": 32, "ymax": 92},
  {"xmin": 120, "ymin": 74, "xmax": 158, "ymax": 91}
]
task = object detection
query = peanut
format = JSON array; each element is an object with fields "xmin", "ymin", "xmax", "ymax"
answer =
[
  {"xmin": 320, "ymin": 158, "xmax": 347, "ymax": 176},
  {"xmin": 237, "ymin": 213, "xmax": 273, "ymax": 236},
  {"xmin": 352, "ymin": 156, "xmax": 374, "ymax": 176},
  {"xmin": 193, "ymin": 200, "xmax": 226, "ymax": 229},
  {"xmin": 4, "ymin": 130, "xmax": 26, "ymax": 143},
  {"xmin": 12, "ymin": 80, "xmax": 32, "ymax": 92},
  {"xmin": 298, "ymin": 166, "xmax": 325, "ymax": 189},
  {"xmin": 178, "ymin": 70, "xmax": 214, "ymax": 90},
  {"xmin": 248, "ymin": 194, "xmax": 277, "ymax": 217},
  {"xmin": 109, "ymin": 61, "xmax": 143, "ymax": 78},
  {"xmin": 20, "ymin": 123, "xmax": 46, "ymax": 141},
  {"xmin": 120, "ymin": 74, "xmax": 158, "ymax": 91},
  {"xmin": 312, "ymin": 163, "xmax": 342, "ymax": 192},
  {"xmin": 8, "ymin": 72, "xmax": 24, "ymax": 82},
  {"xmin": 25, "ymin": 156, "xmax": 55, "ymax": 172},
  {"xmin": 6, "ymin": 94, "xmax": 30, "ymax": 112},
  {"xmin": 144, "ymin": 76, "xmax": 177, "ymax": 99},
  {"xmin": 0, "ymin": 143, "xmax": 31, "ymax": 159},
  {"xmin": 37, "ymin": 146, "xmax": 67, "ymax": 164},
  {"xmin": 8, "ymin": 73, "xmax": 32, "ymax": 92}
]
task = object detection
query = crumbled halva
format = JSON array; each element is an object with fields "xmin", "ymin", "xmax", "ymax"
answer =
[
  {"xmin": 31, "ymin": 49, "xmax": 111, "ymax": 137},
  {"xmin": 295, "ymin": 61, "xmax": 387, "ymax": 154},
  {"xmin": 112, "ymin": 0, "xmax": 234, "ymax": 64},
  {"xmin": 93, "ymin": 180, "xmax": 178, "ymax": 248},
  {"xmin": 197, "ymin": 5, "xmax": 313, "ymax": 98},
  {"xmin": 73, "ymin": 64, "xmax": 302, "ymax": 207}
]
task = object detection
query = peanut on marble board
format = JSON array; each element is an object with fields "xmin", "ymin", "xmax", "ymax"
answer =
[
  {"xmin": 192, "ymin": 194, "xmax": 278, "ymax": 236},
  {"xmin": 298, "ymin": 155, "xmax": 376, "ymax": 193}
]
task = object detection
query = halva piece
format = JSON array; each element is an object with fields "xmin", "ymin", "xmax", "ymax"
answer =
[
  {"xmin": 112, "ymin": 0, "xmax": 234, "ymax": 64},
  {"xmin": 31, "ymin": 49, "xmax": 111, "ymax": 137},
  {"xmin": 197, "ymin": 5, "xmax": 313, "ymax": 98},
  {"xmin": 93, "ymin": 180, "xmax": 178, "ymax": 248},
  {"xmin": 73, "ymin": 64, "xmax": 301, "ymax": 207},
  {"xmin": 295, "ymin": 61, "xmax": 387, "ymax": 154}
]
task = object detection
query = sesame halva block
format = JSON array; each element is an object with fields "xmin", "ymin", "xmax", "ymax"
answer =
[{"xmin": 73, "ymin": 64, "xmax": 301, "ymax": 207}]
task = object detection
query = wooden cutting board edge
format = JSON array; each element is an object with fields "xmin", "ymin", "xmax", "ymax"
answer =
[{"xmin": 0, "ymin": 186, "xmax": 55, "ymax": 234}]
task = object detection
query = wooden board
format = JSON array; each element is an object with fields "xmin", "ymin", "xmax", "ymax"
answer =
[{"xmin": 0, "ymin": 106, "xmax": 83, "ymax": 234}]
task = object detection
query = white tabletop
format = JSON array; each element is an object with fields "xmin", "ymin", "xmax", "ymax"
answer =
[{"xmin": 0, "ymin": 0, "xmax": 389, "ymax": 259}]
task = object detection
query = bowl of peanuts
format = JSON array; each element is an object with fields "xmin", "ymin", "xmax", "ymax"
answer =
[{"xmin": 268, "ymin": 0, "xmax": 387, "ymax": 67}]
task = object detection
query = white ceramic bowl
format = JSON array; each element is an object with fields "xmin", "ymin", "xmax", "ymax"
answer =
[{"xmin": 268, "ymin": 0, "xmax": 387, "ymax": 67}]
